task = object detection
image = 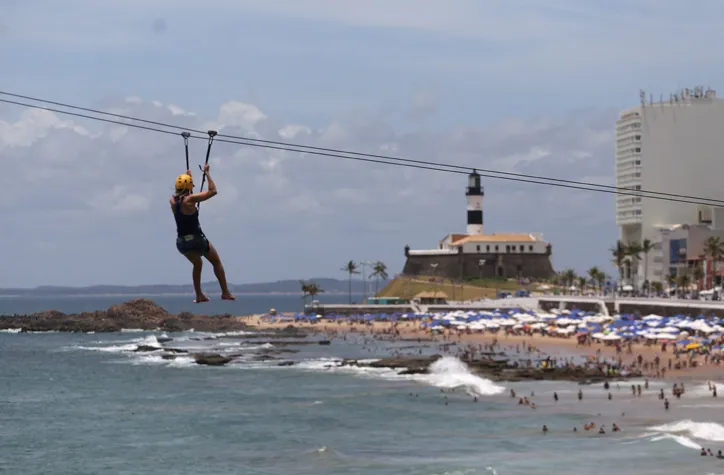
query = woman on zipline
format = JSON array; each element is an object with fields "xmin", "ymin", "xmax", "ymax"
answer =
[{"xmin": 171, "ymin": 163, "xmax": 235, "ymax": 303}]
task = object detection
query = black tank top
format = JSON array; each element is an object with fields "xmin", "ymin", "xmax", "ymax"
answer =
[{"xmin": 174, "ymin": 196, "xmax": 203, "ymax": 237}]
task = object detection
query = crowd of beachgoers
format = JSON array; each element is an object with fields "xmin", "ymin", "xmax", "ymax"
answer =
[
  {"xmin": 247, "ymin": 307, "xmax": 724, "ymax": 380},
  {"xmin": 244, "ymin": 306, "xmax": 724, "ymax": 459}
]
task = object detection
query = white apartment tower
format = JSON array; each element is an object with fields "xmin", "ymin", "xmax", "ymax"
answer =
[{"xmin": 616, "ymin": 86, "xmax": 724, "ymax": 284}]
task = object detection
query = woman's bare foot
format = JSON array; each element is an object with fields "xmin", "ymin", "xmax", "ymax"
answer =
[
  {"xmin": 221, "ymin": 293, "xmax": 236, "ymax": 301},
  {"xmin": 194, "ymin": 294, "xmax": 210, "ymax": 303}
]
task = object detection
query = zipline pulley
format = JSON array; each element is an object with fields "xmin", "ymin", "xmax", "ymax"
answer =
[
  {"xmin": 180, "ymin": 130, "xmax": 218, "ymax": 213},
  {"xmin": 181, "ymin": 132, "xmax": 191, "ymax": 170}
]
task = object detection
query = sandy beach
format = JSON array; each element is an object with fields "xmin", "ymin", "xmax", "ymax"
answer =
[{"xmin": 242, "ymin": 314, "xmax": 724, "ymax": 382}]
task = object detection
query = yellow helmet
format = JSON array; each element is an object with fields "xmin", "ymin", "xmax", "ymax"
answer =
[{"xmin": 175, "ymin": 173, "xmax": 193, "ymax": 192}]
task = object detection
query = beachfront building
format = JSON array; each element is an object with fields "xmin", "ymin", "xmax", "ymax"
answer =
[
  {"xmin": 412, "ymin": 291, "xmax": 448, "ymax": 305},
  {"xmin": 651, "ymin": 218, "xmax": 724, "ymax": 289},
  {"xmin": 402, "ymin": 171, "xmax": 555, "ymax": 280},
  {"xmin": 616, "ymin": 86, "xmax": 724, "ymax": 286}
]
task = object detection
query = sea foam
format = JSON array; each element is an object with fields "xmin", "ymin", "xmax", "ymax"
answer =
[{"xmin": 648, "ymin": 420, "xmax": 724, "ymax": 443}]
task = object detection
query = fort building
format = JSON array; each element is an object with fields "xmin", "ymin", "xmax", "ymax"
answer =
[{"xmin": 402, "ymin": 171, "xmax": 555, "ymax": 280}]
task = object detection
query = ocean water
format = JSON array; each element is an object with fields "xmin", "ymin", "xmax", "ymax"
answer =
[
  {"xmin": 2, "ymin": 297, "xmax": 724, "ymax": 475},
  {"xmin": 0, "ymin": 292, "xmax": 360, "ymax": 316}
]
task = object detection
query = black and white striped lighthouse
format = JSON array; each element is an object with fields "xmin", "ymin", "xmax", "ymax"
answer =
[{"xmin": 466, "ymin": 169, "xmax": 484, "ymax": 234}]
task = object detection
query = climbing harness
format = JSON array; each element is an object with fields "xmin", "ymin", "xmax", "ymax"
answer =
[{"xmin": 180, "ymin": 130, "xmax": 217, "ymax": 212}]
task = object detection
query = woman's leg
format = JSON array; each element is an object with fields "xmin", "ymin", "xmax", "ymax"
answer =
[
  {"xmin": 183, "ymin": 253, "xmax": 209, "ymax": 303},
  {"xmin": 204, "ymin": 242, "xmax": 236, "ymax": 300}
]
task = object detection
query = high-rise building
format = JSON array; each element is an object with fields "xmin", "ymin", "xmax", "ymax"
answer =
[{"xmin": 615, "ymin": 86, "xmax": 724, "ymax": 285}]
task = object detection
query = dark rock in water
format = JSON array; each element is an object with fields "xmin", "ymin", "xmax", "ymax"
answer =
[
  {"xmin": 159, "ymin": 318, "xmax": 184, "ymax": 332},
  {"xmin": 277, "ymin": 361, "xmax": 295, "ymax": 367},
  {"xmin": 134, "ymin": 345, "xmax": 163, "ymax": 352},
  {"xmin": 279, "ymin": 324, "xmax": 306, "ymax": 334},
  {"xmin": 365, "ymin": 356, "xmax": 441, "ymax": 375},
  {"xmin": 193, "ymin": 353, "xmax": 233, "ymax": 366},
  {"xmin": 162, "ymin": 348, "xmax": 189, "ymax": 354},
  {"xmin": 178, "ymin": 311, "xmax": 194, "ymax": 321},
  {"xmin": 156, "ymin": 336, "xmax": 173, "ymax": 343}
]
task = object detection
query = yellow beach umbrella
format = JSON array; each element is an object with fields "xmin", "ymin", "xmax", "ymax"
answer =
[{"xmin": 686, "ymin": 343, "xmax": 701, "ymax": 350}]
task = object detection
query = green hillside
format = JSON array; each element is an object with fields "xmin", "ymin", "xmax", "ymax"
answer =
[{"xmin": 376, "ymin": 276, "xmax": 529, "ymax": 301}]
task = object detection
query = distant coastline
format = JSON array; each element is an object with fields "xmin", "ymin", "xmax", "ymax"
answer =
[{"xmin": 0, "ymin": 278, "xmax": 389, "ymax": 298}]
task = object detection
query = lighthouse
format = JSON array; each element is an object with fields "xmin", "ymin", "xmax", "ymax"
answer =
[{"xmin": 466, "ymin": 170, "xmax": 483, "ymax": 234}]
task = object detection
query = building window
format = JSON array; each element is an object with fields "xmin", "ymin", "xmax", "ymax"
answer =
[
  {"xmin": 486, "ymin": 245, "xmax": 490, "ymax": 252},
  {"xmin": 495, "ymin": 245, "xmax": 499, "ymax": 251},
  {"xmin": 505, "ymin": 245, "xmax": 510, "ymax": 252},
  {"xmin": 529, "ymin": 245, "xmax": 533, "ymax": 251},
  {"xmin": 476, "ymin": 245, "xmax": 480, "ymax": 252},
  {"xmin": 635, "ymin": 147, "xmax": 641, "ymax": 152},
  {"xmin": 519, "ymin": 245, "xmax": 524, "ymax": 251},
  {"xmin": 635, "ymin": 135, "xmax": 641, "ymax": 140}
]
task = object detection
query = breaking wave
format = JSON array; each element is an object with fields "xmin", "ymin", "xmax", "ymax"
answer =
[
  {"xmin": 294, "ymin": 356, "xmax": 505, "ymax": 396},
  {"xmin": 647, "ymin": 420, "xmax": 724, "ymax": 442}
]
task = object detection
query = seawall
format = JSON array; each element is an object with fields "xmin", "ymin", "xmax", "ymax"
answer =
[
  {"xmin": 539, "ymin": 296, "xmax": 724, "ymax": 317},
  {"xmin": 402, "ymin": 252, "xmax": 554, "ymax": 280},
  {"xmin": 307, "ymin": 296, "xmax": 724, "ymax": 318}
]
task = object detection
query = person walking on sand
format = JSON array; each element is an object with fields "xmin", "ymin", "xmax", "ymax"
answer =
[{"xmin": 171, "ymin": 164, "xmax": 235, "ymax": 303}]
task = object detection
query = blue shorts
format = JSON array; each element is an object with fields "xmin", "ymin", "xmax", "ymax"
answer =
[{"xmin": 176, "ymin": 234, "xmax": 210, "ymax": 255}]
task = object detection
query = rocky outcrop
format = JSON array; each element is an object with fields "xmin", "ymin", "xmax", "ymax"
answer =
[
  {"xmin": 194, "ymin": 353, "xmax": 233, "ymax": 366},
  {"xmin": 0, "ymin": 299, "xmax": 254, "ymax": 333},
  {"xmin": 331, "ymin": 356, "xmax": 640, "ymax": 383}
]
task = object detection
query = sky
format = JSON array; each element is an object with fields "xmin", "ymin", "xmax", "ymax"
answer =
[{"xmin": 2, "ymin": 0, "xmax": 724, "ymax": 287}]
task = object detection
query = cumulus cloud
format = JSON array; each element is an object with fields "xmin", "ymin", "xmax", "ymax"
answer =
[{"xmin": 0, "ymin": 95, "xmax": 618, "ymax": 287}]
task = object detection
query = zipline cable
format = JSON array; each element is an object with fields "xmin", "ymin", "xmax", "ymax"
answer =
[
  {"xmin": 2, "ymin": 89, "xmax": 724, "ymax": 205},
  {"xmin": 1, "ymin": 96, "xmax": 722, "ymax": 208}
]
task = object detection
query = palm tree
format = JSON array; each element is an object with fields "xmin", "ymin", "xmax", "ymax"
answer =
[
  {"xmin": 577, "ymin": 276, "xmax": 587, "ymax": 293},
  {"xmin": 703, "ymin": 236, "xmax": 724, "ymax": 289},
  {"xmin": 341, "ymin": 260, "xmax": 360, "ymax": 304},
  {"xmin": 640, "ymin": 239, "xmax": 653, "ymax": 295},
  {"xmin": 371, "ymin": 261, "xmax": 389, "ymax": 296},
  {"xmin": 667, "ymin": 273, "xmax": 676, "ymax": 296},
  {"xmin": 300, "ymin": 280, "xmax": 324, "ymax": 311},
  {"xmin": 564, "ymin": 268, "xmax": 576, "ymax": 293},
  {"xmin": 610, "ymin": 240, "xmax": 626, "ymax": 285},
  {"xmin": 651, "ymin": 281, "xmax": 663, "ymax": 294},
  {"xmin": 692, "ymin": 264, "xmax": 704, "ymax": 292},
  {"xmin": 626, "ymin": 241, "xmax": 643, "ymax": 291},
  {"xmin": 587, "ymin": 266, "xmax": 601, "ymax": 294},
  {"xmin": 308, "ymin": 281, "xmax": 323, "ymax": 299},
  {"xmin": 596, "ymin": 272, "xmax": 606, "ymax": 292},
  {"xmin": 676, "ymin": 274, "xmax": 690, "ymax": 298},
  {"xmin": 300, "ymin": 280, "xmax": 311, "ymax": 311}
]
